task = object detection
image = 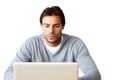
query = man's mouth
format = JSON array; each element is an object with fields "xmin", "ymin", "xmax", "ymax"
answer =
[{"xmin": 49, "ymin": 35, "xmax": 55, "ymax": 39}]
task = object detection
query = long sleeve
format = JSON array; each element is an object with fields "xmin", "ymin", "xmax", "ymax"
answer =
[
  {"xmin": 4, "ymin": 39, "xmax": 32, "ymax": 80},
  {"xmin": 4, "ymin": 63, "xmax": 14, "ymax": 80},
  {"xmin": 75, "ymin": 40, "xmax": 101, "ymax": 80}
]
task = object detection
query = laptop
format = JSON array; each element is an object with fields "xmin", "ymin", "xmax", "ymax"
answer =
[{"xmin": 14, "ymin": 62, "xmax": 79, "ymax": 80}]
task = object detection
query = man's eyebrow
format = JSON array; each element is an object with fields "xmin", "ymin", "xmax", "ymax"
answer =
[
  {"xmin": 53, "ymin": 23, "xmax": 61, "ymax": 25},
  {"xmin": 43, "ymin": 23, "xmax": 49, "ymax": 25}
]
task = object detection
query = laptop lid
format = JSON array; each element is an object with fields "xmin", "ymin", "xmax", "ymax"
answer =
[{"xmin": 14, "ymin": 62, "xmax": 79, "ymax": 80}]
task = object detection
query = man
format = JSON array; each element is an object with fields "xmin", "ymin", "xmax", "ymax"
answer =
[{"xmin": 4, "ymin": 6, "xmax": 101, "ymax": 80}]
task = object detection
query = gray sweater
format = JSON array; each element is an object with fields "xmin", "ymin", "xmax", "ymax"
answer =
[{"xmin": 4, "ymin": 34, "xmax": 101, "ymax": 80}]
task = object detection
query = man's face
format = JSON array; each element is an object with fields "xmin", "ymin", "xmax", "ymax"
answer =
[{"xmin": 41, "ymin": 15, "xmax": 64, "ymax": 47}]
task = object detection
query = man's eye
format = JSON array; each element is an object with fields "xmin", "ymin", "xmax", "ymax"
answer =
[
  {"xmin": 55, "ymin": 25, "xmax": 59, "ymax": 28},
  {"xmin": 44, "ymin": 25, "xmax": 49, "ymax": 28},
  {"xmin": 54, "ymin": 25, "xmax": 61, "ymax": 28}
]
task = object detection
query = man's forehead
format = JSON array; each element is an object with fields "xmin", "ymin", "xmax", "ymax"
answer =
[
  {"xmin": 43, "ymin": 23, "xmax": 61, "ymax": 25},
  {"xmin": 42, "ymin": 16, "xmax": 61, "ymax": 25},
  {"xmin": 42, "ymin": 16, "xmax": 60, "ymax": 20}
]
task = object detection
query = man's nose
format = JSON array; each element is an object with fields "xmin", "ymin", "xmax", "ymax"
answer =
[{"xmin": 49, "ymin": 26, "xmax": 54, "ymax": 33}]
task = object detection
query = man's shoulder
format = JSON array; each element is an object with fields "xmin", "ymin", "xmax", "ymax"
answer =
[
  {"xmin": 62, "ymin": 33, "xmax": 83, "ymax": 43},
  {"xmin": 63, "ymin": 34, "xmax": 82, "ymax": 40},
  {"xmin": 62, "ymin": 34, "xmax": 86, "ymax": 49}
]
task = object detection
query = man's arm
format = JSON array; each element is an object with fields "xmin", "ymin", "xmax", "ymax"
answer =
[
  {"xmin": 4, "ymin": 64, "xmax": 14, "ymax": 80},
  {"xmin": 75, "ymin": 40, "xmax": 101, "ymax": 80},
  {"xmin": 4, "ymin": 39, "xmax": 32, "ymax": 80}
]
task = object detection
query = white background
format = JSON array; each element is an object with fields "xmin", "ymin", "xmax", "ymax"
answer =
[{"xmin": 0, "ymin": 0, "xmax": 120, "ymax": 80}]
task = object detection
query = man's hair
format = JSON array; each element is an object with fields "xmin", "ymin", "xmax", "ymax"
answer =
[{"xmin": 40, "ymin": 6, "xmax": 65, "ymax": 26}]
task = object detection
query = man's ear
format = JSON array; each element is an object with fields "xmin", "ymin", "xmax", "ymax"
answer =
[{"xmin": 62, "ymin": 26, "xmax": 64, "ymax": 30}]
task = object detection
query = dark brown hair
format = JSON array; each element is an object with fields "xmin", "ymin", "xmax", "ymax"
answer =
[{"xmin": 40, "ymin": 6, "xmax": 65, "ymax": 26}]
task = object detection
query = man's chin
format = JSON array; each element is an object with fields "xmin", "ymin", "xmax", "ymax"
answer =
[{"xmin": 47, "ymin": 40, "xmax": 56, "ymax": 43}]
